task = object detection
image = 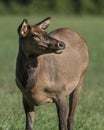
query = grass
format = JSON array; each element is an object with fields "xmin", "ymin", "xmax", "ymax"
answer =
[{"xmin": 0, "ymin": 15, "xmax": 104, "ymax": 130}]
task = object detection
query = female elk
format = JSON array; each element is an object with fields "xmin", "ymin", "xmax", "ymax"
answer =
[{"xmin": 16, "ymin": 17, "xmax": 88, "ymax": 130}]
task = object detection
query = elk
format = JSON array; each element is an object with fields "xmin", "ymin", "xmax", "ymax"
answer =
[{"xmin": 16, "ymin": 17, "xmax": 89, "ymax": 130}]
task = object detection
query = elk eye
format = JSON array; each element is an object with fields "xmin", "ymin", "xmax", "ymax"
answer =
[{"xmin": 32, "ymin": 34, "xmax": 39, "ymax": 38}]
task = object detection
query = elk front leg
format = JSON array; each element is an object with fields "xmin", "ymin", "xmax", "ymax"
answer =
[
  {"xmin": 23, "ymin": 97, "xmax": 34, "ymax": 130},
  {"xmin": 55, "ymin": 95, "xmax": 69, "ymax": 130}
]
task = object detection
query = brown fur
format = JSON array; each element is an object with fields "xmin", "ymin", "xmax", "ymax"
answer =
[{"xmin": 16, "ymin": 17, "xmax": 89, "ymax": 130}]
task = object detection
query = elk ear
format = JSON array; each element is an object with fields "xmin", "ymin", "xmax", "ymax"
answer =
[
  {"xmin": 36, "ymin": 17, "xmax": 51, "ymax": 30},
  {"xmin": 18, "ymin": 19, "xmax": 30, "ymax": 37}
]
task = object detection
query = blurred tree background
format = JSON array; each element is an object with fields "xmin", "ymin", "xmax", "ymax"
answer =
[{"xmin": 0, "ymin": 0, "xmax": 104, "ymax": 15}]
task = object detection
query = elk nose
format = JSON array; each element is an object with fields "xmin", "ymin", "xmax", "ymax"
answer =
[{"xmin": 57, "ymin": 42, "xmax": 65, "ymax": 49}]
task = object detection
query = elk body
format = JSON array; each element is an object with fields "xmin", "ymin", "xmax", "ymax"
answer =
[{"xmin": 16, "ymin": 17, "xmax": 89, "ymax": 130}]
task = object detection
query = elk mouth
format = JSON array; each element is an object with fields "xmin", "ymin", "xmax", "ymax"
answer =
[{"xmin": 54, "ymin": 49, "xmax": 63, "ymax": 54}]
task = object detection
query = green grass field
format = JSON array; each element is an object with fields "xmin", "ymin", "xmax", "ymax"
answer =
[{"xmin": 0, "ymin": 15, "xmax": 104, "ymax": 130}]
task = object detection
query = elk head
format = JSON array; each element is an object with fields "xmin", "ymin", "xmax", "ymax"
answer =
[{"xmin": 18, "ymin": 17, "xmax": 65, "ymax": 57}]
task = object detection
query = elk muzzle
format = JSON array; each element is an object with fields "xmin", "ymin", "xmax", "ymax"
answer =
[{"xmin": 49, "ymin": 41, "xmax": 65, "ymax": 54}]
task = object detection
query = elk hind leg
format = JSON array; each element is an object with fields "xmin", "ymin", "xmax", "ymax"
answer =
[{"xmin": 68, "ymin": 76, "xmax": 84, "ymax": 130}]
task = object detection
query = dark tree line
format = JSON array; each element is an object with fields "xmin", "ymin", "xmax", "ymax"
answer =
[{"xmin": 0, "ymin": 0, "xmax": 104, "ymax": 14}]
